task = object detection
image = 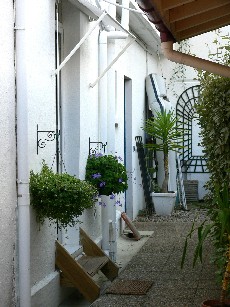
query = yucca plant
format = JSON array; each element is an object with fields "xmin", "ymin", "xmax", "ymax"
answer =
[{"xmin": 142, "ymin": 109, "xmax": 183, "ymax": 192}]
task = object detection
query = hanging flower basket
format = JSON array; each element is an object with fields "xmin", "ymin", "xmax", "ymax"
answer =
[{"xmin": 85, "ymin": 153, "xmax": 128, "ymax": 198}]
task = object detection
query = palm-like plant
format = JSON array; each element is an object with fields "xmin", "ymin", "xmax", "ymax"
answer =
[{"xmin": 142, "ymin": 109, "xmax": 183, "ymax": 193}]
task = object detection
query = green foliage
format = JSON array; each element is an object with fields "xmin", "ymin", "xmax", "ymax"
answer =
[
  {"xmin": 85, "ymin": 153, "xmax": 128, "ymax": 196},
  {"xmin": 196, "ymin": 75, "xmax": 230, "ymax": 191},
  {"xmin": 30, "ymin": 162, "xmax": 98, "ymax": 228},
  {"xmin": 182, "ymin": 32, "xmax": 230, "ymax": 301},
  {"xmin": 181, "ymin": 185, "xmax": 230, "ymax": 300}
]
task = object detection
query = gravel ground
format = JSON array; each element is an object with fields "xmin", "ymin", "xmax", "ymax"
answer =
[{"xmin": 135, "ymin": 205, "xmax": 209, "ymax": 223}]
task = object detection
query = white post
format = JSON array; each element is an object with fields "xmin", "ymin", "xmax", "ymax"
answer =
[
  {"xmin": 121, "ymin": 0, "xmax": 129, "ymax": 30},
  {"xmin": 98, "ymin": 30, "xmax": 108, "ymax": 146},
  {"xmin": 15, "ymin": 0, "xmax": 31, "ymax": 305}
]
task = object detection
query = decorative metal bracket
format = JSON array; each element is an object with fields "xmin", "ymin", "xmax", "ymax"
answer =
[
  {"xmin": 89, "ymin": 137, "xmax": 107, "ymax": 155},
  {"xmin": 37, "ymin": 125, "xmax": 59, "ymax": 155}
]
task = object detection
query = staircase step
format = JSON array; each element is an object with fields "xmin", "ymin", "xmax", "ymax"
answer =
[{"xmin": 77, "ymin": 255, "xmax": 109, "ymax": 277}]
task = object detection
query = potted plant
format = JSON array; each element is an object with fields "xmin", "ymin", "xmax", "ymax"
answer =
[
  {"xmin": 142, "ymin": 109, "xmax": 183, "ymax": 215},
  {"xmin": 85, "ymin": 152, "xmax": 128, "ymax": 203},
  {"xmin": 85, "ymin": 152, "xmax": 128, "ymax": 253},
  {"xmin": 182, "ymin": 184, "xmax": 230, "ymax": 307},
  {"xmin": 30, "ymin": 162, "xmax": 98, "ymax": 228}
]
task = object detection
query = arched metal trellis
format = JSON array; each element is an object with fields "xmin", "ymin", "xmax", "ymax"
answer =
[{"xmin": 176, "ymin": 85, "xmax": 208, "ymax": 173}]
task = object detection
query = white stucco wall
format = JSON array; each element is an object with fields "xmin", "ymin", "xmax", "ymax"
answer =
[
  {"xmin": 24, "ymin": 1, "xmax": 67, "ymax": 305},
  {"xmin": 0, "ymin": 2, "xmax": 17, "ymax": 306}
]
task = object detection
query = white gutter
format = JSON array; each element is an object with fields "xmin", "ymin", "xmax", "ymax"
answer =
[
  {"xmin": 15, "ymin": 0, "xmax": 31, "ymax": 306},
  {"xmin": 102, "ymin": 0, "xmax": 145, "ymax": 14},
  {"xmin": 161, "ymin": 41, "xmax": 230, "ymax": 78}
]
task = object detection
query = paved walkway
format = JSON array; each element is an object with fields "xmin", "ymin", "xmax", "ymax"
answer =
[{"xmin": 61, "ymin": 209, "xmax": 225, "ymax": 307}]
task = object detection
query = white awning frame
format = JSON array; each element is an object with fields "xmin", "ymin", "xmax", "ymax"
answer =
[{"xmin": 54, "ymin": 0, "xmax": 136, "ymax": 75}]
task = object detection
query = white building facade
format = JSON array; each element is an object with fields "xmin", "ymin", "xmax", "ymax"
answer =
[{"xmin": 2, "ymin": 0, "xmax": 227, "ymax": 305}]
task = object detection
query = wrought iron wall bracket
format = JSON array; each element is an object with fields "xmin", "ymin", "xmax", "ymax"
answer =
[
  {"xmin": 88, "ymin": 137, "xmax": 107, "ymax": 155},
  {"xmin": 37, "ymin": 124, "xmax": 59, "ymax": 155}
]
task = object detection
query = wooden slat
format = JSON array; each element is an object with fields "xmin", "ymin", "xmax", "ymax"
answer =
[
  {"xmin": 80, "ymin": 228, "xmax": 119, "ymax": 281},
  {"xmin": 121, "ymin": 212, "xmax": 142, "ymax": 241},
  {"xmin": 161, "ymin": 0, "xmax": 194, "ymax": 11},
  {"xmin": 178, "ymin": 15, "xmax": 230, "ymax": 41},
  {"xmin": 77, "ymin": 255, "xmax": 109, "ymax": 276},
  {"xmin": 169, "ymin": 0, "xmax": 229, "ymax": 22},
  {"xmin": 60, "ymin": 272, "xmax": 75, "ymax": 288},
  {"xmin": 174, "ymin": 4, "xmax": 230, "ymax": 32},
  {"xmin": 55, "ymin": 241, "xmax": 100, "ymax": 303}
]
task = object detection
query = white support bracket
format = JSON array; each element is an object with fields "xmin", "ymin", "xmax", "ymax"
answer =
[
  {"xmin": 53, "ymin": 11, "xmax": 107, "ymax": 75},
  {"xmin": 89, "ymin": 36, "xmax": 135, "ymax": 88}
]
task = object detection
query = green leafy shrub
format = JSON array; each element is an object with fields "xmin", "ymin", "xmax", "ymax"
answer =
[
  {"xmin": 196, "ymin": 75, "xmax": 230, "ymax": 191},
  {"xmin": 30, "ymin": 162, "xmax": 98, "ymax": 228},
  {"xmin": 182, "ymin": 32, "xmax": 230, "ymax": 304},
  {"xmin": 85, "ymin": 153, "xmax": 128, "ymax": 197}
]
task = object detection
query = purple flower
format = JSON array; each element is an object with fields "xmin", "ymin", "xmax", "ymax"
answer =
[
  {"xmin": 118, "ymin": 178, "xmax": 123, "ymax": 183},
  {"xmin": 95, "ymin": 153, "xmax": 103, "ymax": 158},
  {"xmin": 110, "ymin": 193, "xmax": 115, "ymax": 199},
  {"xmin": 99, "ymin": 181, "xmax": 106, "ymax": 187},
  {"xmin": 99, "ymin": 201, "xmax": 106, "ymax": 207},
  {"xmin": 92, "ymin": 173, "xmax": 101, "ymax": 179}
]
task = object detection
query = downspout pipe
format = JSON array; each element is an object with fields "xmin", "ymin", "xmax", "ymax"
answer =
[
  {"xmin": 15, "ymin": 0, "xmax": 31, "ymax": 306},
  {"xmin": 161, "ymin": 41, "xmax": 230, "ymax": 78},
  {"xmin": 137, "ymin": 0, "xmax": 230, "ymax": 78},
  {"xmin": 99, "ymin": 28, "xmax": 128, "ymax": 257}
]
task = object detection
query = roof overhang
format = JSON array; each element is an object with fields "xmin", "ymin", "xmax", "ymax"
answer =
[{"xmin": 136, "ymin": 0, "xmax": 230, "ymax": 42}]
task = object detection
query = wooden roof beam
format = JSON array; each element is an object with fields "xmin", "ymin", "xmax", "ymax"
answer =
[
  {"xmin": 161, "ymin": 0, "xmax": 193, "ymax": 11},
  {"xmin": 169, "ymin": 0, "xmax": 230, "ymax": 22},
  {"xmin": 178, "ymin": 15, "xmax": 230, "ymax": 41},
  {"xmin": 174, "ymin": 4, "xmax": 230, "ymax": 32}
]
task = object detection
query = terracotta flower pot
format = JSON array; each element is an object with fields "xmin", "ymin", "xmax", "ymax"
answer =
[{"xmin": 202, "ymin": 300, "xmax": 230, "ymax": 307}]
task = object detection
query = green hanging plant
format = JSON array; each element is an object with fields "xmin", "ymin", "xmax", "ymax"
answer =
[{"xmin": 30, "ymin": 162, "xmax": 98, "ymax": 228}]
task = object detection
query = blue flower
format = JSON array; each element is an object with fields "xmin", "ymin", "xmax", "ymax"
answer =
[
  {"xmin": 110, "ymin": 193, "xmax": 115, "ymax": 199},
  {"xmin": 95, "ymin": 153, "xmax": 103, "ymax": 158},
  {"xmin": 115, "ymin": 200, "xmax": 122, "ymax": 206},
  {"xmin": 99, "ymin": 181, "xmax": 106, "ymax": 187},
  {"xmin": 99, "ymin": 201, "xmax": 106, "ymax": 207},
  {"xmin": 118, "ymin": 178, "xmax": 123, "ymax": 183},
  {"xmin": 92, "ymin": 173, "xmax": 101, "ymax": 179}
]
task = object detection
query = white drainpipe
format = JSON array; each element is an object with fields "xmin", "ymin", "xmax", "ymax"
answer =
[
  {"xmin": 161, "ymin": 41, "xmax": 230, "ymax": 78},
  {"xmin": 121, "ymin": 0, "xmax": 129, "ymax": 30},
  {"xmin": 15, "ymin": 0, "xmax": 31, "ymax": 306},
  {"xmin": 99, "ymin": 27, "xmax": 128, "ymax": 256}
]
